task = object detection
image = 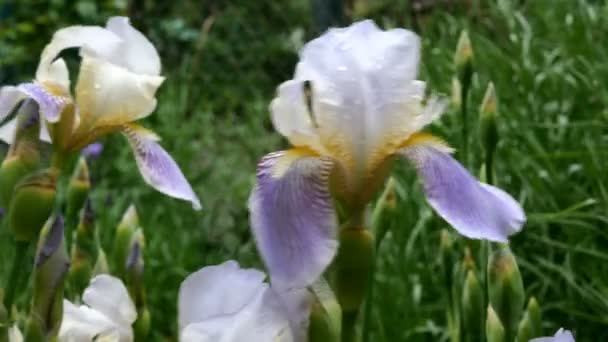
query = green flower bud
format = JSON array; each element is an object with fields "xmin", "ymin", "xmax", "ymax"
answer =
[
  {"xmin": 439, "ymin": 229, "xmax": 454, "ymax": 292},
  {"xmin": 517, "ymin": 297, "xmax": 541, "ymax": 341},
  {"xmin": 488, "ymin": 244, "xmax": 525, "ymax": 342},
  {"xmin": 68, "ymin": 200, "xmax": 98, "ymax": 296},
  {"xmin": 8, "ymin": 168, "xmax": 58, "ymax": 242},
  {"xmin": 0, "ymin": 100, "xmax": 42, "ymax": 208},
  {"xmin": 451, "ymin": 77, "xmax": 462, "ymax": 109},
  {"xmin": 454, "ymin": 30, "xmax": 474, "ymax": 88},
  {"xmin": 27, "ymin": 216, "xmax": 69, "ymax": 340},
  {"xmin": 308, "ymin": 278, "xmax": 341, "ymax": 342},
  {"xmin": 486, "ymin": 305, "xmax": 505, "ymax": 342},
  {"xmin": 126, "ymin": 229, "xmax": 145, "ymax": 304},
  {"xmin": 335, "ymin": 227, "xmax": 374, "ymax": 315},
  {"xmin": 462, "ymin": 270, "xmax": 484, "ymax": 342},
  {"xmin": 372, "ymin": 177, "xmax": 398, "ymax": 247},
  {"xmin": 93, "ymin": 248, "xmax": 110, "ymax": 276},
  {"xmin": 112, "ymin": 205, "xmax": 139, "ymax": 278},
  {"xmin": 66, "ymin": 157, "xmax": 90, "ymax": 222},
  {"xmin": 134, "ymin": 306, "xmax": 151, "ymax": 341},
  {"xmin": 479, "ymin": 82, "xmax": 499, "ymax": 155}
]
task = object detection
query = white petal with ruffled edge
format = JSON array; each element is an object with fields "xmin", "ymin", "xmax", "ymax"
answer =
[
  {"xmin": 249, "ymin": 150, "xmax": 338, "ymax": 287},
  {"xmin": 123, "ymin": 126, "xmax": 201, "ymax": 210},
  {"xmin": 401, "ymin": 141, "xmax": 525, "ymax": 242},
  {"xmin": 178, "ymin": 261, "xmax": 295, "ymax": 342},
  {"xmin": 59, "ymin": 300, "xmax": 118, "ymax": 342},
  {"xmin": 530, "ymin": 328, "xmax": 575, "ymax": 342},
  {"xmin": 274, "ymin": 20, "xmax": 429, "ymax": 180}
]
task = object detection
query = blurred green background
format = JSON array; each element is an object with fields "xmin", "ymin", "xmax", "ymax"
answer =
[{"xmin": 1, "ymin": 0, "xmax": 607, "ymax": 341}]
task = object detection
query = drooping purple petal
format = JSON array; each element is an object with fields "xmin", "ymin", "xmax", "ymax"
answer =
[
  {"xmin": 17, "ymin": 82, "xmax": 67, "ymax": 123},
  {"xmin": 249, "ymin": 150, "xmax": 338, "ymax": 287},
  {"xmin": 123, "ymin": 126, "xmax": 201, "ymax": 210},
  {"xmin": 401, "ymin": 143, "xmax": 525, "ymax": 242}
]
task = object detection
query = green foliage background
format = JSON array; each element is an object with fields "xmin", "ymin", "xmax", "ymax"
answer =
[{"xmin": 1, "ymin": 0, "xmax": 608, "ymax": 341}]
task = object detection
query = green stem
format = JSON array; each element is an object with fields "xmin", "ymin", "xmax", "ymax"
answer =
[
  {"xmin": 485, "ymin": 149, "xmax": 494, "ymax": 185},
  {"xmin": 342, "ymin": 312, "xmax": 358, "ymax": 342},
  {"xmin": 3, "ymin": 241, "xmax": 30, "ymax": 317}
]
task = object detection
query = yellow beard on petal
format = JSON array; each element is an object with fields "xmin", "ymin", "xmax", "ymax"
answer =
[
  {"xmin": 271, "ymin": 147, "xmax": 322, "ymax": 178},
  {"xmin": 397, "ymin": 132, "xmax": 454, "ymax": 153}
]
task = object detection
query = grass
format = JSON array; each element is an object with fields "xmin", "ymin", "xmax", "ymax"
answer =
[{"xmin": 1, "ymin": 1, "xmax": 608, "ymax": 341}]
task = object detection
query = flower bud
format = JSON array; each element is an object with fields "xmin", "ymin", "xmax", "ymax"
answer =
[
  {"xmin": 462, "ymin": 269, "xmax": 484, "ymax": 342},
  {"xmin": 0, "ymin": 99, "xmax": 41, "ymax": 208},
  {"xmin": 454, "ymin": 30, "xmax": 474, "ymax": 89},
  {"xmin": 479, "ymin": 82, "xmax": 499, "ymax": 155},
  {"xmin": 516, "ymin": 297, "xmax": 541, "ymax": 341},
  {"xmin": 488, "ymin": 244, "xmax": 525, "ymax": 342},
  {"xmin": 93, "ymin": 248, "xmax": 110, "ymax": 276},
  {"xmin": 68, "ymin": 200, "xmax": 98, "ymax": 296},
  {"xmin": 8, "ymin": 168, "xmax": 58, "ymax": 242},
  {"xmin": 27, "ymin": 216, "xmax": 69, "ymax": 340},
  {"xmin": 308, "ymin": 278, "xmax": 342, "ymax": 342},
  {"xmin": 335, "ymin": 227, "xmax": 374, "ymax": 315},
  {"xmin": 112, "ymin": 205, "xmax": 139, "ymax": 278},
  {"xmin": 439, "ymin": 229, "xmax": 454, "ymax": 292},
  {"xmin": 486, "ymin": 305, "xmax": 505, "ymax": 342},
  {"xmin": 451, "ymin": 77, "xmax": 462, "ymax": 109},
  {"xmin": 66, "ymin": 157, "xmax": 90, "ymax": 222},
  {"xmin": 134, "ymin": 306, "xmax": 151, "ymax": 341},
  {"xmin": 371, "ymin": 177, "xmax": 398, "ymax": 247}
]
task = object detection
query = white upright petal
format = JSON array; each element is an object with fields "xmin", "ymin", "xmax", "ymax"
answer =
[
  {"xmin": 8, "ymin": 325, "xmax": 23, "ymax": 342},
  {"xmin": 272, "ymin": 20, "xmax": 434, "ymax": 188},
  {"xmin": 82, "ymin": 274, "xmax": 137, "ymax": 328},
  {"xmin": 105, "ymin": 17, "xmax": 161, "ymax": 75},
  {"xmin": 39, "ymin": 58, "xmax": 71, "ymax": 93},
  {"xmin": 36, "ymin": 25, "xmax": 122, "ymax": 85},
  {"xmin": 75, "ymin": 55, "xmax": 164, "ymax": 128}
]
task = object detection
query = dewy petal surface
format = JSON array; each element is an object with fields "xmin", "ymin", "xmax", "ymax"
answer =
[
  {"xmin": 123, "ymin": 125, "xmax": 201, "ymax": 210},
  {"xmin": 530, "ymin": 328, "xmax": 575, "ymax": 342},
  {"xmin": 75, "ymin": 55, "xmax": 164, "ymax": 129},
  {"xmin": 249, "ymin": 150, "xmax": 338, "ymax": 287},
  {"xmin": 401, "ymin": 140, "xmax": 525, "ymax": 242},
  {"xmin": 275, "ymin": 20, "xmax": 430, "ymax": 184}
]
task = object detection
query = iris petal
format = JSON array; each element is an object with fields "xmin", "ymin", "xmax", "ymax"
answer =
[
  {"xmin": 401, "ymin": 141, "xmax": 525, "ymax": 242},
  {"xmin": 530, "ymin": 328, "xmax": 575, "ymax": 342},
  {"xmin": 82, "ymin": 274, "xmax": 137, "ymax": 328},
  {"xmin": 249, "ymin": 149, "xmax": 338, "ymax": 287},
  {"xmin": 123, "ymin": 125, "xmax": 201, "ymax": 210},
  {"xmin": 17, "ymin": 83, "xmax": 68, "ymax": 123}
]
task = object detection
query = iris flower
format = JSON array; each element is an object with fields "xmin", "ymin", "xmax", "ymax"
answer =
[
  {"xmin": 59, "ymin": 274, "xmax": 136, "ymax": 342},
  {"xmin": 178, "ymin": 260, "xmax": 310, "ymax": 342},
  {"xmin": 249, "ymin": 20, "xmax": 525, "ymax": 287},
  {"xmin": 0, "ymin": 17, "xmax": 200, "ymax": 209},
  {"xmin": 531, "ymin": 328, "xmax": 575, "ymax": 342}
]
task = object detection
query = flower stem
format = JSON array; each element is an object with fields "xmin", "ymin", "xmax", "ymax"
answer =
[
  {"xmin": 3, "ymin": 241, "xmax": 30, "ymax": 317},
  {"xmin": 460, "ymin": 81, "xmax": 470, "ymax": 169}
]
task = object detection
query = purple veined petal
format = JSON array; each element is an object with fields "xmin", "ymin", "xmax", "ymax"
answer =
[
  {"xmin": 530, "ymin": 328, "xmax": 575, "ymax": 342},
  {"xmin": 123, "ymin": 125, "xmax": 201, "ymax": 210},
  {"xmin": 401, "ymin": 142, "xmax": 525, "ymax": 242},
  {"xmin": 248, "ymin": 150, "xmax": 338, "ymax": 287},
  {"xmin": 17, "ymin": 82, "xmax": 68, "ymax": 123}
]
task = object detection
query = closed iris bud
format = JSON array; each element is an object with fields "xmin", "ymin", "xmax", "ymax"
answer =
[
  {"xmin": 479, "ymin": 82, "xmax": 499, "ymax": 156},
  {"xmin": 134, "ymin": 306, "xmax": 151, "ymax": 341},
  {"xmin": 8, "ymin": 168, "xmax": 58, "ymax": 242},
  {"xmin": 486, "ymin": 305, "xmax": 505, "ymax": 342},
  {"xmin": 488, "ymin": 244, "xmax": 525, "ymax": 342},
  {"xmin": 112, "ymin": 205, "xmax": 139, "ymax": 279},
  {"xmin": 0, "ymin": 99, "xmax": 41, "ymax": 208},
  {"xmin": 454, "ymin": 30, "xmax": 474, "ymax": 89},
  {"xmin": 93, "ymin": 248, "xmax": 109, "ymax": 276},
  {"xmin": 462, "ymin": 269, "xmax": 484, "ymax": 342},
  {"xmin": 27, "ymin": 216, "xmax": 69, "ymax": 340},
  {"xmin": 126, "ymin": 229, "xmax": 145, "ymax": 302},
  {"xmin": 308, "ymin": 278, "xmax": 342, "ymax": 342},
  {"xmin": 517, "ymin": 297, "xmax": 541, "ymax": 342},
  {"xmin": 69, "ymin": 200, "xmax": 98, "ymax": 295},
  {"xmin": 335, "ymin": 227, "xmax": 374, "ymax": 314},
  {"xmin": 451, "ymin": 77, "xmax": 462, "ymax": 109},
  {"xmin": 66, "ymin": 158, "xmax": 90, "ymax": 222}
]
